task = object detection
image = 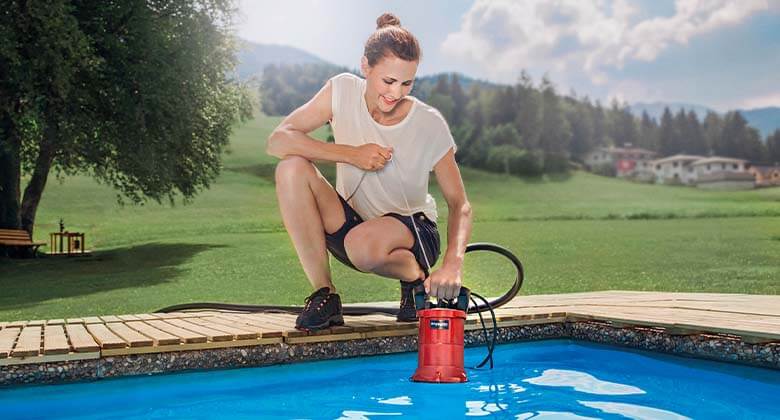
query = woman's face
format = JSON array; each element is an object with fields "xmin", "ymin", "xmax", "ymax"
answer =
[{"xmin": 361, "ymin": 55, "xmax": 418, "ymax": 113}]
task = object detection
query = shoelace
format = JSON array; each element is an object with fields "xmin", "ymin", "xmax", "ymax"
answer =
[{"xmin": 303, "ymin": 291, "xmax": 329, "ymax": 312}]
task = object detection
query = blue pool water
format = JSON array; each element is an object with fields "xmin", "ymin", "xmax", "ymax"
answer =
[{"xmin": 2, "ymin": 339, "xmax": 779, "ymax": 419}]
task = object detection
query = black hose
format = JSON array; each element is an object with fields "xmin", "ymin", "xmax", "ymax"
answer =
[{"xmin": 155, "ymin": 242, "xmax": 524, "ymax": 316}]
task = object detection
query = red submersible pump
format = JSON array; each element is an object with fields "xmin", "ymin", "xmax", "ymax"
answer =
[
  {"xmin": 411, "ymin": 285, "xmax": 471, "ymax": 383},
  {"xmin": 410, "ymin": 243, "xmax": 524, "ymax": 384}
]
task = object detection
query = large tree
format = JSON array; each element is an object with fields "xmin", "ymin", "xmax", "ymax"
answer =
[{"xmin": 0, "ymin": 0, "xmax": 250, "ymax": 238}]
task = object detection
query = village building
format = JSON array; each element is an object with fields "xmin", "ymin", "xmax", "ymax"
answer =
[
  {"xmin": 690, "ymin": 157, "xmax": 754, "ymax": 190},
  {"xmin": 651, "ymin": 154, "xmax": 705, "ymax": 185},
  {"xmin": 748, "ymin": 164, "xmax": 780, "ymax": 187},
  {"xmin": 583, "ymin": 145, "xmax": 658, "ymax": 180}
]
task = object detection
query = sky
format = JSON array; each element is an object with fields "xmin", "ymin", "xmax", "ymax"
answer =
[{"xmin": 236, "ymin": 0, "xmax": 780, "ymax": 112}]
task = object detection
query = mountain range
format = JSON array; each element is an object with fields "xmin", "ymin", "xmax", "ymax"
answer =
[
  {"xmin": 236, "ymin": 40, "xmax": 779, "ymax": 138},
  {"xmin": 630, "ymin": 102, "xmax": 779, "ymax": 138}
]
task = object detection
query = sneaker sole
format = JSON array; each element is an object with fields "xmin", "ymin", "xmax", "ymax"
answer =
[{"xmin": 295, "ymin": 314, "xmax": 344, "ymax": 332}]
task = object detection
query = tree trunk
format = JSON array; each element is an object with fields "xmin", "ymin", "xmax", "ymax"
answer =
[
  {"xmin": 20, "ymin": 128, "xmax": 56, "ymax": 237},
  {"xmin": 0, "ymin": 113, "xmax": 22, "ymax": 230}
]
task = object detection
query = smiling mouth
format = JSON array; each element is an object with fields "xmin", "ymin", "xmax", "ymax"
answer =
[{"xmin": 382, "ymin": 96, "xmax": 399, "ymax": 105}]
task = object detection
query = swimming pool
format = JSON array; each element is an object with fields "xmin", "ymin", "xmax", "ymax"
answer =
[{"xmin": 2, "ymin": 339, "xmax": 779, "ymax": 419}]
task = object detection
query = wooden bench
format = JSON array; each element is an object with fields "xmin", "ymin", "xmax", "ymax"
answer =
[{"xmin": 0, "ymin": 228, "xmax": 46, "ymax": 257}]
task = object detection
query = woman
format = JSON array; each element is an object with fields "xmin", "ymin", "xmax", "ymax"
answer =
[{"xmin": 266, "ymin": 13, "xmax": 472, "ymax": 332}]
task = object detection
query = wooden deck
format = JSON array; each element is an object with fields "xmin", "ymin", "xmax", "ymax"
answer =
[{"xmin": 1, "ymin": 291, "xmax": 779, "ymax": 366}]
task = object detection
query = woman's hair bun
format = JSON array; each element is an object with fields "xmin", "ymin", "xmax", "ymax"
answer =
[{"xmin": 376, "ymin": 13, "xmax": 401, "ymax": 29}]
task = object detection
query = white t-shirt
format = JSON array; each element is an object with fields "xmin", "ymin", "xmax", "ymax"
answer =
[{"xmin": 329, "ymin": 72, "xmax": 457, "ymax": 223}]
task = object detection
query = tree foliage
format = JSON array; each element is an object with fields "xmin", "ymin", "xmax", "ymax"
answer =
[{"xmin": 0, "ymin": 0, "xmax": 250, "ymax": 236}]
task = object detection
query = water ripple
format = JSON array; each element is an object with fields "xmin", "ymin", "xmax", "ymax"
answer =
[
  {"xmin": 523, "ymin": 369, "xmax": 645, "ymax": 395},
  {"xmin": 579, "ymin": 401, "xmax": 691, "ymax": 420}
]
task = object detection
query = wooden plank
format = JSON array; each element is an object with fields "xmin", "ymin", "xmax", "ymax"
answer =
[
  {"xmin": 11, "ymin": 326, "xmax": 41, "ymax": 357},
  {"xmin": 27, "ymin": 320, "xmax": 45, "ymax": 326},
  {"xmin": 0, "ymin": 351, "xmax": 99, "ymax": 366},
  {"xmin": 105, "ymin": 323, "xmax": 154, "ymax": 347},
  {"xmin": 261, "ymin": 313, "xmax": 355, "ymax": 336},
  {"xmin": 145, "ymin": 320, "xmax": 207, "ymax": 344},
  {"xmin": 164, "ymin": 319, "xmax": 234, "ymax": 342},
  {"xmin": 85, "ymin": 323, "xmax": 127, "ymax": 349},
  {"xmin": 99, "ymin": 315, "xmax": 123, "ymax": 323},
  {"xmin": 101, "ymin": 337, "xmax": 283, "ymax": 356},
  {"xmin": 0, "ymin": 327, "xmax": 21, "ymax": 358},
  {"xmin": 81, "ymin": 317, "xmax": 103, "ymax": 324},
  {"xmin": 244, "ymin": 314, "xmax": 307, "ymax": 337},
  {"xmin": 46, "ymin": 319, "xmax": 65, "ymax": 325},
  {"xmin": 133, "ymin": 313, "xmax": 160, "ymax": 320},
  {"xmin": 6, "ymin": 321, "xmax": 27, "ymax": 328},
  {"xmin": 125, "ymin": 321, "xmax": 181, "ymax": 346},
  {"xmin": 65, "ymin": 318, "xmax": 84, "ymax": 324},
  {"xmin": 209, "ymin": 314, "xmax": 282, "ymax": 338},
  {"xmin": 43, "ymin": 325, "xmax": 70, "ymax": 355},
  {"xmin": 190, "ymin": 317, "xmax": 259, "ymax": 340},
  {"xmin": 64, "ymin": 324, "xmax": 100, "ymax": 352}
]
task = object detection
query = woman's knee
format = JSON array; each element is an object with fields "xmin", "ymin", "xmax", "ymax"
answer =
[
  {"xmin": 274, "ymin": 155, "xmax": 315, "ymax": 186},
  {"xmin": 344, "ymin": 229, "xmax": 385, "ymax": 272}
]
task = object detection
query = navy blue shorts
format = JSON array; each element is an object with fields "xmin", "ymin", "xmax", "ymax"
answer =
[{"xmin": 325, "ymin": 192, "xmax": 441, "ymax": 278}]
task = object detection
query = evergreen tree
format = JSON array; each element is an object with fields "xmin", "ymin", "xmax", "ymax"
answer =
[
  {"xmin": 658, "ymin": 107, "xmax": 676, "ymax": 155},
  {"xmin": 450, "ymin": 73, "xmax": 467, "ymax": 126},
  {"xmin": 539, "ymin": 77, "xmax": 571, "ymax": 172},
  {"xmin": 427, "ymin": 93, "xmax": 455, "ymax": 123},
  {"xmin": 490, "ymin": 86, "xmax": 517, "ymax": 126},
  {"xmin": 672, "ymin": 109, "xmax": 689, "ymax": 153},
  {"xmin": 564, "ymin": 97, "xmax": 594, "ymax": 160},
  {"xmin": 702, "ymin": 111, "xmax": 722, "ymax": 155},
  {"xmin": 513, "ymin": 71, "xmax": 541, "ymax": 149},
  {"xmin": 613, "ymin": 104, "xmax": 639, "ymax": 148},
  {"xmin": 590, "ymin": 101, "xmax": 608, "ymax": 146},
  {"xmin": 686, "ymin": 111, "xmax": 707, "ymax": 155},
  {"xmin": 767, "ymin": 130, "xmax": 780, "ymax": 164},
  {"xmin": 638, "ymin": 111, "xmax": 658, "ymax": 151},
  {"xmin": 714, "ymin": 111, "xmax": 767, "ymax": 160},
  {"xmin": 433, "ymin": 74, "xmax": 450, "ymax": 96}
]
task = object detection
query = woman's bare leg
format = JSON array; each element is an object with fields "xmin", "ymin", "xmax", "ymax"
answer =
[
  {"xmin": 344, "ymin": 217, "xmax": 426, "ymax": 283},
  {"xmin": 275, "ymin": 156, "xmax": 346, "ymax": 293}
]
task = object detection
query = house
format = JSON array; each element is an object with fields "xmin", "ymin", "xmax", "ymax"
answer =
[
  {"xmin": 748, "ymin": 164, "xmax": 780, "ymax": 187},
  {"xmin": 690, "ymin": 157, "xmax": 754, "ymax": 190},
  {"xmin": 584, "ymin": 144, "xmax": 658, "ymax": 180},
  {"xmin": 651, "ymin": 154, "xmax": 705, "ymax": 185}
]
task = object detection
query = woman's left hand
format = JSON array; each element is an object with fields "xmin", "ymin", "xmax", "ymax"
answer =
[{"xmin": 424, "ymin": 264, "xmax": 463, "ymax": 300}]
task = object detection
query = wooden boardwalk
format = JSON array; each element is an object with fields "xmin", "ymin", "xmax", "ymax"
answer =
[{"xmin": 1, "ymin": 291, "xmax": 779, "ymax": 366}]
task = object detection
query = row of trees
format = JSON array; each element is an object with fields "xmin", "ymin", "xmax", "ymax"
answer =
[
  {"xmin": 421, "ymin": 72, "xmax": 777, "ymax": 175},
  {"xmin": 260, "ymin": 64, "xmax": 779, "ymax": 176},
  {"xmin": 1, "ymin": 1, "xmax": 252, "ymax": 237}
]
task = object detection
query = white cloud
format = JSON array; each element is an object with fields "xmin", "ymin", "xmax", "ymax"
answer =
[
  {"xmin": 735, "ymin": 91, "xmax": 780, "ymax": 109},
  {"xmin": 441, "ymin": 0, "xmax": 770, "ymax": 84}
]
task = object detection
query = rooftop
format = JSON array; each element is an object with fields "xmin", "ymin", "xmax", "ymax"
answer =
[
  {"xmin": 652, "ymin": 154, "xmax": 707, "ymax": 165},
  {"xmin": 691, "ymin": 156, "xmax": 749, "ymax": 166}
]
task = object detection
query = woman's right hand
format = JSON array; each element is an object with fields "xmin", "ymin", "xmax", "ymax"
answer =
[{"xmin": 351, "ymin": 143, "xmax": 394, "ymax": 171}]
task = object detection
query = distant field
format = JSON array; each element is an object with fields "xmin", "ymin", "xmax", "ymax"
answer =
[{"xmin": 1, "ymin": 114, "xmax": 778, "ymax": 321}]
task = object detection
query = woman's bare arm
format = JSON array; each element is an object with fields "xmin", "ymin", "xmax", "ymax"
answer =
[
  {"xmin": 266, "ymin": 80, "xmax": 393, "ymax": 170},
  {"xmin": 265, "ymin": 80, "xmax": 355, "ymax": 164},
  {"xmin": 427, "ymin": 148, "xmax": 473, "ymax": 299}
]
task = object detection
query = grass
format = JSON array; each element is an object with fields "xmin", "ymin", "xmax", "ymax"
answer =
[{"xmin": 1, "ymin": 114, "xmax": 778, "ymax": 321}]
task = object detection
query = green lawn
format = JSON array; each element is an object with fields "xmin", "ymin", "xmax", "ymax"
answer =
[{"xmin": 1, "ymin": 114, "xmax": 778, "ymax": 321}]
